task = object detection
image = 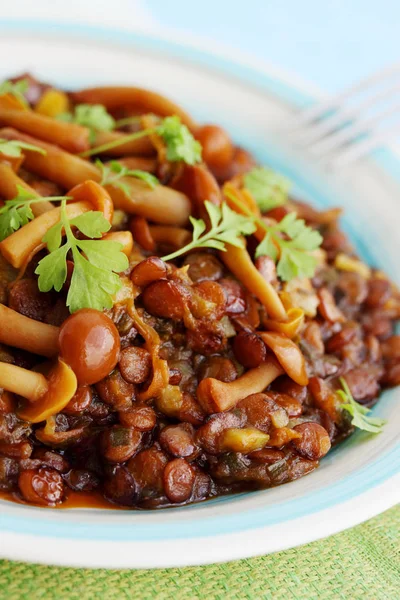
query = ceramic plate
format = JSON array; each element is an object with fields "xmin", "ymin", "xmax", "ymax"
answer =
[{"xmin": 0, "ymin": 20, "xmax": 399, "ymax": 569}]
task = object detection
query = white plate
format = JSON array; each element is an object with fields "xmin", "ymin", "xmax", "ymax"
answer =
[{"xmin": 0, "ymin": 21, "xmax": 399, "ymax": 569}]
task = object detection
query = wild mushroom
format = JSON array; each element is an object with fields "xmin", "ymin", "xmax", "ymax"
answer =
[
  {"xmin": 220, "ymin": 243, "xmax": 287, "ymax": 321},
  {"xmin": 0, "ymin": 304, "xmax": 59, "ymax": 357},
  {"xmin": 0, "ymin": 108, "xmax": 90, "ymax": 153},
  {"xmin": 259, "ymin": 332, "xmax": 309, "ymax": 386},
  {"xmin": 197, "ymin": 359, "xmax": 284, "ymax": 414},
  {"xmin": 0, "ymin": 129, "xmax": 192, "ymax": 226},
  {"xmin": 0, "ymin": 358, "xmax": 77, "ymax": 423}
]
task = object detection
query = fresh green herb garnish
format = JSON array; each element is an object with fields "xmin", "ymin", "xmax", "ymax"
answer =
[
  {"xmin": 0, "ymin": 138, "xmax": 46, "ymax": 158},
  {"xmin": 0, "ymin": 78, "xmax": 29, "ymax": 106},
  {"xmin": 81, "ymin": 115, "xmax": 202, "ymax": 165},
  {"xmin": 0, "ymin": 186, "xmax": 70, "ymax": 241},
  {"xmin": 161, "ymin": 200, "xmax": 256, "ymax": 262},
  {"xmin": 244, "ymin": 166, "xmax": 290, "ymax": 212},
  {"xmin": 337, "ymin": 377, "xmax": 386, "ymax": 433},
  {"xmin": 97, "ymin": 160, "xmax": 159, "ymax": 192},
  {"xmin": 225, "ymin": 190, "xmax": 322, "ymax": 281},
  {"xmin": 254, "ymin": 212, "xmax": 322, "ymax": 281},
  {"xmin": 36, "ymin": 201, "xmax": 129, "ymax": 313},
  {"xmin": 58, "ymin": 104, "xmax": 116, "ymax": 143}
]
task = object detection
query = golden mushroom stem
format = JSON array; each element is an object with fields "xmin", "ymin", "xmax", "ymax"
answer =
[
  {"xmin": 220, "ymin": 243, "xmax": 287, "ymax": 322},
  {"xmin": 0, "ymin": 304, "xmax": 59, "ymax": 357},
  {"xmin": 71, "ymin": 86, "xmax": 197, "ymax": 130},
  {"xmin": 0, "ymin": 362, "xmax": 48, "ymax": 402},
  {"xmin": 148, "ymin": 225, "xmax": 191, "ymax": 249},
  {"xmin": 0, "ymin": 109, "xmax": 90, "ymax": 154},
  {"xmin": 0, "ymin": 129, "xmax": 192, "ymax": 226},
  {"xmin": 197, "ymin": 359, "xmax": 284, "ymax": 414},
  {"xmin": 0, "ymin": 162, "xmax": 54, "ymax": 216},
  {"xmin": 0, "ymin": 200, "xmax": 91, "ymax": 269},
  {"xmin": 102, "ymin": 231, "xmax": 134, "ymax": 256}
]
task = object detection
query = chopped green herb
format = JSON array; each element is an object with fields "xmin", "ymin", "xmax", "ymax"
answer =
[
  {"xmin": 244, "ymin": 166, "xmax": 290, "ymax": 212},
  {"xmin": 0, "ymin": 78, "xmax": 29, "ymax": 106},
  {"xmin": 337, "ymin": 377, "xmax": 386, "ymax": 433},
  {"xmin": 58, "ymin": 104, "xmax": 115, "ymax": 143},
  {"xmin": 0, "ymin": 138, "xmax": 46, "ymax": 158},
  {"xmin": 36, "ymin": 201, "xmax": 129, "ymax": 313},
  {"xmin": 81, "ymin": 115, "xmax": 202, "ymax": 165},
  {"xmin": 97, "ymin": 159, "xmax": 159, "ymax": 193},
  {"xmin": 0, "ymin": 186, "xmax": 69, "ymax": 241},
  {"xmin": 225, "ymin": 189, "xmax": 322, "ymax": 281},
  {"xmin": 161, "ymin": 200, "xmax": 256, "ymax": 262}
]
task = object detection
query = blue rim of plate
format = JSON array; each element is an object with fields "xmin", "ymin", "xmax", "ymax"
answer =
[{"xmin": 0, "ymin": 19, "xmax": 399, "ymax": 543}]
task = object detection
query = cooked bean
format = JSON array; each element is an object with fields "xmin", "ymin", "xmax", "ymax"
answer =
[
  {"xmin": 266, "ymin": 391, "xmax": 303, "ymax": 417},
  {"xmin": 177, "ymin": 393, "xmax": 206, "ymax": 426},
  {"xmin": 0, "ymin": 457, "xmax": 18, "ymax": 490},
  {"xmin": 191, "ymin": 469, "xmax": 212, "ymax": 501},
  {"xmin": 318, "ymin": 288, "xmax": 345, "ymax": 323},
  {"xmin": 337, "ymin": 272, "xmax": 368, "ymax": 305},
  {"xmin": 127, "ymin": 447, "xmax": 168, "ymax": 499},
  {"xmin": 96, "ymin": 369, "xmax": 135, "ymax": 411},
  {"xmin": 101, "ymin": 426, "xmax": 142, "ymax": 463},
  {"xmin": 366, "ymin": 278, "xmax": 391, "ymax": 308},
  {"xmin": 219, "ymin": 278, "xmax": 246, "ymax": 314},
  {"xmin": 238, "ymin": 393, "xmax": 289, "ymax": 431},
  {"xmin": 196, "ymin": 125, "xmax": 234, "ymax": 170},
  {"xmin": 32, "ymin": 448, "xmax": 69, "ymax": 472},
  {"xmin": 326, "ymin": 324, "xmax": 359, "ymax": 353},
  {"xmin": 292, "ymin": 423, "xmax": 331, "ymax": 460},
  {"xmin": 103, "ymin": 465, "xmax": 138, "ymax": 506},
  {"xmin": 198, "ymin": 356, "xmax": 237, "ymax": 382},
  {"xmin": 382, "ymin": 360, "xmax": 400, "ymax": 387},
  {"xmin": 131, "ymin": 257, "xmax": 168, "ymax": 288},
  {"xmin": 183, "ymin": 252, "xmax": 224, "ymax": 283},
  {"xmin": 0, "ymin": 440, "xmax": 32, "ymax": 459},
  {"xmin": 163, "ymin": 458, "xmax": 195, "ymax": 503},
  {"xmin": 63, "ymin": 386, "xmax": 92, "ymax": 415},
  {"xmin": 119, "ymin": 346, "xmax": 152, "ymax": 384},
  {"xmin": 186, "ymin": 328, "xmax": 226, "ymax": 355},
  {"xmin": 196, "ymin": 411, "xmax": 246, "ymax": 454},
  {"xmin": 18, "ymin": 468, "xmax": 64, "ymax": 506},
  {"xmin": 64, "ymin": 469, "xmax": 100, "ymax": 492},
  {"xmin": 362, "ymin": 312, "xmax": 393, "ymax": 340},
  {"xmin": 142, "ymin": 280, "xmax": 189, "ymax": 320},
  {"xmin": 381, "ymin": 335, "xmax": 400, "ymax": 359},
  {"xmin": 249, "ymin": 448, "xmax": 285, "ymax": 463},
  {"xmin": 233, "ymin": 330, "xmax": 267, "ymax": 368},
  {"xmin": 343, "ymin": 368, "xmax": 380, "ymax": 402},
  {"xmin": 272, "ymin": 377, "xmax": 308, "ymax": 403},
  {"xmin": 159, "ymin": 423, "xmax": 199, "ymax": 460},
  {"xmin": 288, "ymin": 455, "xmax": 319, "ymax": 479},
  {"xmin": 119, "ymin": 406, "xmax": 156, "ymax": 431},
  {"xmin": 191, "ymin": 280, "xmax": 226, "ymax": 320},
  {"xmin": 8, "ymin": 279, "xmax": 54, "ymax": 323}
]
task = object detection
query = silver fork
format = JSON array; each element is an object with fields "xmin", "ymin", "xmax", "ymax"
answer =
[{"xmin": 290, "ymin": 63, "xmax": 400, "ymax": 169}]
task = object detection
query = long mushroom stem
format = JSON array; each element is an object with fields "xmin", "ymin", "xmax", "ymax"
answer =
[
  {"xmin": 0, "ymin": 162, "xmax": 54, "ymax": 216},
  {"xmin": 220, "ymin": 243, "xmax": 287, "ymax": 322},
  {"xmin": 0, "ymin": 363, "xmax": 48, "ymax": 402},
  {"xmin": 0, "ymin": 129, "xmax": 191, "ymax": 226},
  {"xmin": 0, "ymin": 200, "xmax": 91, "ymax": 268},
  {"xmin": 0, "ymin": 304, "xmax": 59, "ymax": 357},
  {"xmin": 92, "ymin": 130, "xmax": 154, "ymax": 156},
  {"xmin": 0, "ymin": 109, "xmax": 90, "ymax": 154},
  {"xmin": 197, "ymin": 359, "xmax": 284, "ymax": 413}
]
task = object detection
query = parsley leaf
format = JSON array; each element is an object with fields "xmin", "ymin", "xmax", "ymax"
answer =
[
  {"xmin": 161, "ymin": 200, "xmax": 256, "ymax": 261},
  {"xmin": 58, "ymin": 104, "xmax": 115, "ymax": 143},
  {"xmin": 97, "ymin": 160, "xmax": 159, "ymax": 193},
  {"xmin": 244, "ymin": 166, "xmax": 290, "ymax": 212},
  {"xmin": 0, "ymin": 138, "xmax": 46, "ymax": 158},
  {"xmin": 224, "ymin": 189, "xmax": 323, "ymax": 282},
  {"xmin": 0, "ymin": 185, "xmax": 69, "ymax": 241},
  {"xmin": 157, "ymin": 116, "xmax": 202, "ymax": 165},
  {"xmin": 337, "ymin": 377, "xmax": 386, "ymax": 433},
  {"xmin": 254, "ymin": 212, "xmax": 322, "ymax": 281},
  {"xmin": 36, "ymin": 200, "xmax": 129, "ymax": 312},
  {"xmin": 81, "ymin": 115, "xmax": 202, "ymax": 165},
  {"xmin": 0, "ymin": 78, "xmax": 29, "ymax": 106}
]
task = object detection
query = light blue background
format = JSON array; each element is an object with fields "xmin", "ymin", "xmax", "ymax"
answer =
[{"xmin": 148, "ymin": 0, "xmax": 400, "ymax": 92}]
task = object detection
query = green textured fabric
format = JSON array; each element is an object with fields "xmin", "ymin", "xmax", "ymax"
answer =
[{"xmin": 0, "ymin": 506, "xmax": 398, "ymax": 600}]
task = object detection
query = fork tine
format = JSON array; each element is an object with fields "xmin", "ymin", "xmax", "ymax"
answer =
[
  {"xmin": 329, "ymin": 121, "xmax": 400, "ymax": 169},
  {"xmin": 295, "ymin": 80, "xmax": 400, "ymax": 146},
  {"xmin": 310, "ymin": 100, "xmax": 400, "ymax": 158},
  {"xmin": 293, "ymin": 62, "xmax": 400, "ymax": 128}
]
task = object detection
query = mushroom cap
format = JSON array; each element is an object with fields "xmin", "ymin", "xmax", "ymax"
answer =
[{"xmin": 17, "ymin": 358, "xmax": 77, "ymax": 423}]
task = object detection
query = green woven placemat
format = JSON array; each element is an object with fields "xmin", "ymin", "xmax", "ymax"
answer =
[{"xmin": 0, "ymin": 505, "xmax": 398, "ymax": 600}]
